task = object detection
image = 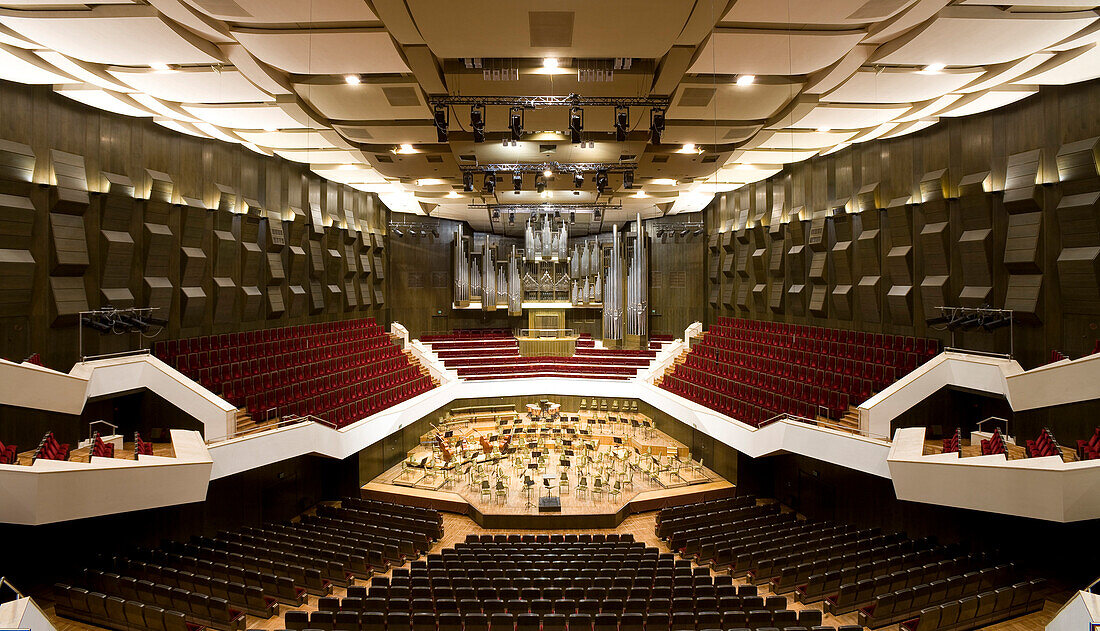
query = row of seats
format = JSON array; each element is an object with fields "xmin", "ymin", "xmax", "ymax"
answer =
[
  {"xmin": 897, "ymin": 579, "xmax": 1046, "ymax": 631},
  {"xmin": 455, "ymin": 358, "xmax": 642, "ymax": 381},
  {"xmin": 91, "ymin": 432, "xmax": 115, "ymax": 458},
  {"xmin": 688, "ymin": 345, "xmax": 888, "ymax": 399},
  {"xmin": 942, "ymin": 428, "xmax": 961, "ymax": 454},
  {"xmin": 980, "ymin": 428, "xmax": 1006, "ymax": 456},
  {"xmin": 135, "ymin": 432, "xmax": 154, "ymax": 456},
  {"xmin": 154, "ymin": 317, "xmax": 432, "ymax": 428},
  {"xmin": 420, "ymin": 329, "xmax": 513, "ymax": 343},
  {"xmin": 33, "ymin": 431, "xmax": 69, "ymax": 462},
  {"xmin": 1025, "ymin": 428, "xmax": 1062, "ymax": 458},
  {"xmin": 58, "ymin": 500, "xmax": 440, "ymax": 631},
  {"xmin": 669, "ymin": 362, "xmax": 854, "ymax": 420},
  {"xmin": 856, "ymin": 566, "xmax": 1030, "ymax": 627},
  {"xmin": 1078, "ymin": 427, "xmax": 1100, "ymax": 460},
  {"xmin": 712, "ymin": 318, "xmax": 939, "ymax": 360},
  {"xmin": 53, "ymin": 584, "xmax": 192, "ymax": 631},
  {"xmin": 0, "ymin": 438, "xmax": 17, "ymax": 464},
  {"xmin": 660, "ymin": 374, "xmax": 835, "ymax": 426}
]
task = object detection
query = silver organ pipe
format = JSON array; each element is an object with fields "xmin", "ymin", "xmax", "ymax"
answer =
[
  {"xmin": 508, "ymin": 246, "xmax": 522, "ymax": 315},
  {"xmin": 541, "ymin": 216, "xmax": 551, "ymax": 259},
  {"xmin": 470, "ymin": 256, "xmax": 481, "ymax": 301},
  {"xmin": 525, "ymin": 219, "xmax": 535, "ymax": 259},
  {"xmin": 483, "ymin": 246, "xmax": 496, "ymax": 311},
  {"xmin": 603, "ymin": 224, "xmax": 623, "ymax": 340},
  {"xmin": 454, "ymin": 225, "xmax": 470, "ymax": 307},
  {"xmin": 625, "ymin": 213, "xmax": 648, "ymax": 337}
]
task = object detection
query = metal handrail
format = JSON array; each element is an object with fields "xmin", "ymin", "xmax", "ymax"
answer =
[
  {"xmin": 517, "ymin": 328, "xmax": 576, "ymax": 338},
  {"xmin": 975, "ymin": 416, "xmax": 1009, "ymax": 434},
  {"xmin": 0, "ymin": 576, "xmax": 23, "ymax": 603},
  {"xmin": 943, "ymin": 347, "xmax": 1012, "ymax": 359},
  {"xmin": 1086, "ymin": 576, "xmax": 1100, "ymax": 595}
]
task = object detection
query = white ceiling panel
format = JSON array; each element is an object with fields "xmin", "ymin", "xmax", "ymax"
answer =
[
  {"xmin": 295, "ymin": 81, "xmax": 430, "ymax": 121},
  {"xmin": 55, "ymin": 86, "xmax": 155, "ymax": 118},
  {"xmin": 872, "ymin": 7, "xmax": 1097, "ymax": 66},
  {"xmin": 722, "ymin": 0, "xmax": 916, "ymax": 25},
  {"xmin": 733, "ymin": 148, "xmax": 821, "ymax": 164},
  {"xmin": 229, "ymin": 28, "xmax": 408, "ymax": 75},
  {"xmin": 181, "ymin": 103, "xmax": 311, "ymax": 129},
  {"xmin": 822, "ymin": 68, "xmax": 983, "ymax": 103},
  {"xmin": 129, "ymin": 93, "xmax": 204, "ymax": 122},
  {"xmin": 0, "ymin": 44, "xmax": 76, "ymax": 85},
  {"xmin": 106, "ymin": 68, "xmax": 271, "ymax": 104},
  {"xmin": 184, "ymin": 0, "xmax": 378, "ymax": 24},
  {"xmin": 153, "ymin": 118, "xmax": 208, "ymax": 138},
  {"xmin": 333, "ymin": 123, "xmax": 439, "ymax": 145},
  {"xmin": 880, "ymin": 118, "xmax": 939, "ymax": 138},
  {"xmin": 690, "ymin": 30, "xmax": 868, "ymax": 76},
  {"xmin": 274, "ymin": 148, "xmax": 367, "ymax": 164},
  {"xmin": 662, "ymin": 123, "xmax": 762, "ymax": 145},
  {"xmin": 0, "ymin": 10, "xmax": 224, "ymax": 66},
  {"xmin": 1015, "ymin": 44, "xmax": 1100, "ymax": 85},
  {"xmin": 34, "ymin": 50, "xmax": 136, "ymax": 92},
  {"xmin": 786, "ymin": 103, "xmax": 911, "ymax": 129},
  {"xmin": 757, "ymin": 130, "xmax": 859, "ymax": 150},
  {"xmin": 955, "ymin": 53, "xmax": 1054, "ymax": 93},
  {"xmin": 235, "ymin": 130, "xmax": 341, "ymax": 149},
  {"xmin": 669, "ymin": 80, "xmax": 803, "ymax": 121},
  {"xmin": 940, "ymin": 87, "xmax": 1039, "ymax": 117},
  {"xmin": 896, "ymin": 94, "xmax": 963, "ymax": 121}
]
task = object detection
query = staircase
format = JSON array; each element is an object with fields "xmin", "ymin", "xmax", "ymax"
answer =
[
  {"xmin": 827, "ymin": 406, "xmax": 862, "ymax": 435},
  {"xmin": 405, "ymin": 349, "xmax": 442, "ymax": 387},
  {"xmin": 654, "ymin": 346, "xmax": 691, "ymax": 387}
]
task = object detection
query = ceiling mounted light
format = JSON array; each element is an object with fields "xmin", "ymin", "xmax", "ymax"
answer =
[
  {"xmin": 816, "ymin": 127, "xmax": 831, "ymax": 133},
  {"xmin": 569, "ymin": 106, "xmax": 584, "ymax": 144},
  {"xmin": 623, "ymin": 170, "xmax": 634, "ymax": 189},
  {"xmin": 509, "ymin": 107, "xmax": 524, "ymax": 141},
  {"xmin": 535, "ymin": 174, "xmax": 546, "ymax": 194},
  {"xmin": 462, "ymin": 172, "xmax": 474, "ymax": 192},
  {"xmin": 471, "ymin": 104, "xmax": 485, "ymax": 143},
  {"xmin": 735, "ymin": 74, "xmax": 755, "ymax": 86},
  {"xmin": 574, "ymin": 172, "xmax": 585, "ymax": 189},
  {"xmin": 394, "ymin": 143, "xmax": 417, "ymax": 154},
  {"xmin": 513, "ymin": 171, "xmax": 523, "ymax": 193},
  {"xmin": 432, "ymin": 228, "xmax": 440, "ymax": 237},
  {"xmin": 344, "ymin": 74, "xmax": 361, "ymax": 85},
  {"xmin": 484, "ymin": 171, "xmax": 496, "ymax": 194},
  {"xmin": 650, "ymin": 108, "xmax": 665, "ymax": 144},
  {"xmin": 543, "ymin": 169, "xmax": 553, "ymax": 178},
  {"xmin": 633, "ymin": 190, "xmax": 648, "ymax": 198},
  {"xmin": 150, "ymin": 63, "xmax": 173, "ymax": 73},
  {"xmin": 433, "ymin": 104, "xmax": 448, "ymax": 142},
  {"xmin": 543, "ymin": 57, "xmax": 559, "ymax": 69},
  {"xmin": 615, "ymin": 106, "xmax": 629, "ymax": 142},
  {"xmin": 596, "ymin": 170, "xmax": 608, "ymax": 195},
  {"xmin": 652, "ymin": 178, "xmax": 676, "ymax": 186},
  {"xmin": 447, "ymin": 191, "xmax": 461, "ymax": 198},
  {"xmin": 416, "ymin": 178, "xmax": 443, "ymax": 186},
  {"xmin": 919, "ymin": 63, "xmax": 946, "ymax": 74},
  {"xmin": 677, "ymin": 143, "xmax": 702, "ymax": 154}
]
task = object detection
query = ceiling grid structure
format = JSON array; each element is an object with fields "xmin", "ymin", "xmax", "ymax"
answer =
[{"xmin": 0, "ymin": 0, "xmax": 1095, "ymax": 233}]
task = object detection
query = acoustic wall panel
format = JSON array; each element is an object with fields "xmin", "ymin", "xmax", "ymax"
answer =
[
  {"xmin": 49, "ymin": 276, "xmax": 88, "ymax": 325},
  {"xmin": 1003, "ymin": 150, "xmax": 1042, "ymax": 213},
  {"xmin": 0, "ymin": 192, "xmax": 36, "ymax": 317},
  {"xmin": 142, "ymin": 218, "xmax": 173, "ymax": 315}
]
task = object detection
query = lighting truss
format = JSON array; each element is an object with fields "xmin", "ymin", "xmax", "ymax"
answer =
[
  {"xmin": 652, "ymin": 221, "xmax": 704, "ymax": 237},
  {"xmin": 428, "ymin": 94, "xmax": 670, "ymax": 109},
  {"xmin": 460, "ymin": 162, "xmax": 636, "ymax": 174},
  {"xmin": 470, "ymin": 202, "xmax": 622, "ymax": 214}
]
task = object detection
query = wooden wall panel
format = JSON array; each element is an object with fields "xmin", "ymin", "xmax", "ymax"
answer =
[{"xmin": 705, "ymin": 78, "xmax": 1100, "ymax": 367}]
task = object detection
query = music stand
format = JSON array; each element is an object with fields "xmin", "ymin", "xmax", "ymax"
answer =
[
  {"xmin": 613, "ymin": 437, "xmax": 623, "ymax": 445},
  {"xmin": 523, "ymin": 476, "xmax": 535, "ymax": 508}
]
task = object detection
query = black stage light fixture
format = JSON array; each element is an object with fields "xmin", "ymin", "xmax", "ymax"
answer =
[
  {"xmin": 81, "ymin": 315, "xmax": 112, "ymax": 333},
  {"xmin": 431, "ymin": 228, "xmax": 440, "ymax": 238},
  {"xmin": 650, "ymin": 107, "xmax": 665, "ymax": 144},
  {"xmin": 693, "ymin": 227, "xmax": 704, "ymax": 235},
  {"xmin": 623, "ymin": 170, "xmax": 634, "ymax": 189},
  {"xmin": 574, "ymin": 171, "xmax": 584, "ymax": 188},
  {"xmin": 535, "ymin": 174, "xmax": 546, "ymax": 194},
  {"xmin": 484, "ymin": 172, "xmax": 496, "ymax": 194},
  {"xmin": 508, "ymin": 212, "xmax": 515, "ymax": 224},
  {"xmin": 492, "ymin": 209, "xmax": 500, "ymax": 219},
  {"xmin": 569, "ymin": 211, "xmax": 575, "ymax": 223},
  {"xmin": 146, "ymin": 316, "xmax": 168, "ymax": 327},
  {"xmin": 392, "ymin": 228, "xmax": 404, "ymax": 237},
  {"xmin": 471, "ymin": 104, "xmax": 485, "ymax": 143},
  {"xmin": 554, "ymin": 209, "xmax": 561, "ymax": 219},
  {"xmin": 463, "ymin": 172, "xmax": 474, "ymax": 192},
  {"xmin": 509, "ymin": 107, "xmax": 524, "ymax": 141},
  {"xmin": 615, "ymin": 106, "xmax": 629, "ymax": 142},
  {"xmin": 983, "ymin": 317, "xmax": 1012, "ymax": 332},
  {"xmin": 569, "ymin": 106, "xmax": 584, "ymax": 144},
  {"xmin": 926, "ymin": 315, "xmax": 950, "ymax": 326},
  {"xmin": 596, "ymin": 170, "xmax": 608, "ymax": 195},
  {"xmin": 433, "ymin": 104, "xmax": 449, "ymax": 142},
  {"xmin": 513, "ymin": 171, "xmax": 523, "ymax": 193}
]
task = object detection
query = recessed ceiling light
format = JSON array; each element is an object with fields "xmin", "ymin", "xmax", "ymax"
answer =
[
  {"xmin": 918, "ymin": 63, "xmax": 945, "ymax": 74},
  {"xmin": 263, "ymin": 127, "xmax": 278, "ymax": 133},
  {"xmin": 676, "ymin": 143, "xmax": 702, "ymax": 154},
  {"xmin": 393, "ymin": 143, "xmax": 417, "ymax": 154},
  {"xmin": 543, "ymin": 169, "xmax": 553, "ymax": 177},
  {"xmin": 446, "ymin": 191, "xmax": 461, "ymax": 198},
  {"xmin": 735, "ymin": 74, "xmax": 755, "ymax": 86},
  {"xmin": 344, "ymin": 74, "xmax": 361, "ymax": 85},
  {"xmin": 541, "ymin": 190, "xmax": 551, "ymax": 198},
  {"xmin": 652, "ymin": 178, "xmax": 677, "ymax": 186},
  {"xmin": 150, "ymin": 63, "xmax": 173, "ymax": 73},
  {"xmin": 543, "ymin": 58, "xmax": 559, "ymax": 69},
  {"xmin": 633, "ymin": 190, "xmax": 648, "ymax": 198},
  {"xmin": 816, "ymin": 127, "xmax": 831, "ymax": 133},
  {"xmin": 417, "ymin": 178, "xmax": 443, "ymax": 186}
]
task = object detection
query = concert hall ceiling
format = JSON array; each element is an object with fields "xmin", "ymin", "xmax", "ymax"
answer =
[{"xmin": 1, "ymin": 0, "xmax": 1098, "ymax": 232}]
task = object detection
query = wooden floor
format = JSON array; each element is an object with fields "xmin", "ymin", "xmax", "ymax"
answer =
[{"xmin": 40, "ymin": 509, "xmax": 1065, "ymax": 631}]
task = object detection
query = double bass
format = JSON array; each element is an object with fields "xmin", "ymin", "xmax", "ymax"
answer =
[
  {"xmin": 479, "ymin": 434, "xmax": 493, "ymax": 456},
  {"xmin": 434, "ymin": 432, "xmax": 453, "ymax": 463}
]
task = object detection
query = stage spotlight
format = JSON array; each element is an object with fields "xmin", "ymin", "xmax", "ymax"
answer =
[
  {"xmin": 392, "ymin": 228, "xmax": 403, "ymax": 237},
  {"xmin": 119, "ymin": 314, "xmax": 150, "ymax": 332},
  {"xmin": 655, "ymin": 229, "xmax": 664, "ymax": 238},
  {"xmin": 693, "ymin": 228, "xmax": 704, "ymax": 235},
  {"xmin": 926, "ymin": 315, "xmax": 950, "ymax": 326},
  {"xmin": 953, "ymin": 315, "xmax": 981, "ymax": 331},
  {"xmin": 492, "ymin": 209, "xmax": 500, "ymax": 220},
  {"xmin": 462, "ymin": 172, "xmax": 474, "ymax": 192},
  {"xmin": 680, "ymin": 229, "xmax": 689, "ymax": 237},
  {"xmin": 431, "ymin": 228, "xmax": 440, "ymax": 238},
  {"xmin": 433, "ymin": 104, "xmax": 448, "ymax": 142},
  {"xmin": 535, "ymin": 174, "xmax": 546, "ymax": 194},
  {"xmin": 623, "ymin": 170, "xmax": 634, "ymax": 190},
  {"xmin": 512, "ymin": 171, "xmax": 523, "ymax": 193},
  {"xmin": 508, "ymin": 212, "xmax": 515, "ymax": 224},
  {"xmin": 471, "ymin": 104, "xmax": 485, "ymax": 143},
  {"xmin": 146, "ymin": 316, "xmax": 168, "ymax": 327},
  {"xmin": 574, "ymin": 172, "xmax": 584, "ymax": 188},
  {"xmin": 615, "ymin": 106, "xmax": 629, "ymax": 142},
  {"xmin": 569, "ymin": 212, "xmax": 575, "ymax": 223},
  {"xmin": 650, "ymin": 107, "xmax": 665, "ymax": 144},
  {"xmin": 484, "ymin": 172, "xmax": 496, "ymax": 194},
  {"xmin": 81, "ymin": 316, "xmax": 112, "ymax": 333},
  {"xmin": 569, "ymin": 106, "xmax": 584, "ymax": 144},
  {"xmin": 983, "ymin": 317, "xmax": 1012, "ymax": 332},
  {"xmin": 509, "ymin": 107, "xmax": 524, "ymax": 141},
  {"xmin": 594, "ymin": 209, "xmax": 601, "ymax": 220},
  {"xmin": 596, "ymin": 170, "xmax": 608, "ymax": 195}
]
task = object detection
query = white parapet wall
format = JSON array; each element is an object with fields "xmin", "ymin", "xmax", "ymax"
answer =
[
  {"xmin": 0, "ymin": 596, "xmax": 56, "ymax": 631},
  {"xmin": 0, "ymin": 430, "xmax": 212, "ymax": 525},
  {"xmin": 1045, "ymin": 587, "xmax": 1100, "ymax": 631}
]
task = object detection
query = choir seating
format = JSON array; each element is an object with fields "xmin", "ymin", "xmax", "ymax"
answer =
[
  {"xmin": 0, "ymin": 438, "xmax": 17, "ymax": 464},
  {"xmin": 1077, "ymin": 427, "xmax": 1100, "ymax": 460},
  {"xmin": 942, "ymin": 429, "xmax": 961, "ymax": 454},
  {"xmin": 154, "ymin": 318, "xmax": 433, "ymax": 429},
  {"xmin": 32, "ymin": 431, "xmax": 70, "ymax": 462},
  {"xmin": 283, "ymin": 533, "xmax": 838, "ymax": 631},
  {"xmin": 980, "ymin": 429, "xmax": 1006, "ymax": 456},
  {"xmin": 660, "ymin": 318, "xmax": 940, "ymax": 426},
  {"xmin": 90, "ymin": 432, "xmax": 115, "ymax": 458},
  {"xmin": 1025, "ymin": 428, "xmax": 1062, "ymax": 458},
  {"xmin": 134, "ymin": 432, "xmax": 154, "ymax": 457}
]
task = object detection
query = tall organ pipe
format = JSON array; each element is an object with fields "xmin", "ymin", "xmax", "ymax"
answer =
[
  {"xmin": 454, "ymin": 225, "xmax": 469, "ymax": 307},
  {"xmin": 625, "ymin": 213, "xmax": 648, "ymax": 337}
]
